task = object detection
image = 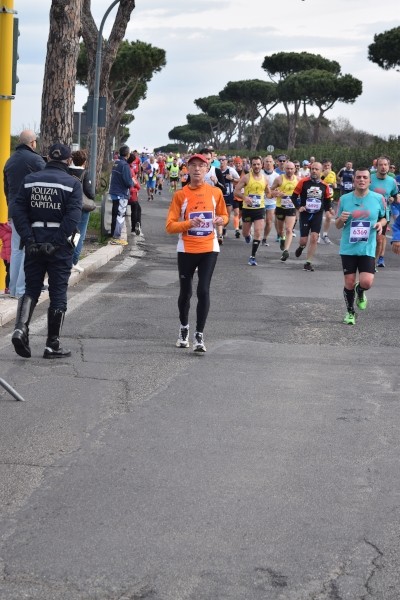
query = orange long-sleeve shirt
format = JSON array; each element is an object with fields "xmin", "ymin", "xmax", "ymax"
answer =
[{"xmin": 166, "ymin": 183, "xmax": 229, "ymax": 253}]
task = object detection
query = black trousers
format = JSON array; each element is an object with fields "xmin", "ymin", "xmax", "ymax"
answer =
[
  {"xmin": 130, "ymin": 202, "xmax": 141, "ymax": 230},
  {"xmin": 177, "ymin": 251, "xmax": 218, "ymax": 332},
  {"xmin": 24, "ymin": 246, "xmax": 73, "ymax": 311}
]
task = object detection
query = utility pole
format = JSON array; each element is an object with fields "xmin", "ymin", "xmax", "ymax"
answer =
[{"xmin": 89, "ymin": 0, "xmax": 120, "ymax": 196}]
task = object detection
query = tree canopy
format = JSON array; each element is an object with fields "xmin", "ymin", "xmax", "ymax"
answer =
[
  {"xmin": 77, "ymin": 39, "xmax": 166, "ymax": 155},
  {"xmin": 168, "ymin": 51, "xmax": 365, "ymax": 152},
  {"xmin": 368, "ymin": 26, "xmax": 400, "ymax": 71}
]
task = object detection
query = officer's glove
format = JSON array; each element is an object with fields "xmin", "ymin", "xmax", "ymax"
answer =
[
  {"xmin": 40, "ymin": 243, "xmax": 59, "ymax": 257},
  {"xmin": 25, "ymin": 239, "xmax": 41, "ymax": 257}
]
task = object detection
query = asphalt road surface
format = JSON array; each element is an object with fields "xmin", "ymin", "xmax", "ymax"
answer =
[{"xmin": 1, "ymin": 189, "xmax": 400, "ymax": 600}]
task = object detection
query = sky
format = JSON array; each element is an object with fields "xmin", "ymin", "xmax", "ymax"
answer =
[{"xmin": 10, "ymin": 0, "xmax": 400, "ymax": 153}]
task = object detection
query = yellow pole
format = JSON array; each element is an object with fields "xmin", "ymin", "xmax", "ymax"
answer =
[{"xmin": 0, "ymin": 0, "xmax": 15, "ymax": 289}]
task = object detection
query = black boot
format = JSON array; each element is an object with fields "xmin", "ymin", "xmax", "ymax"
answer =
[
  {"xmin": 43, "ymin": 308, "xmax": 71, "ymax": 359},
  {"xmin": 12, "ymin": 295, "xmax": 37, "ymax": 358}
]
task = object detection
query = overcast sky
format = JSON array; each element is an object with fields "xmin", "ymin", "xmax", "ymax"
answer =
[{"xmin": 11, "ymin": 0, "xmax": 399, "ymax": 152}]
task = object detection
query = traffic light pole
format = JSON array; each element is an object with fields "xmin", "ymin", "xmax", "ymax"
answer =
[
  {"xmin": 0, "ymin": 1, "xmax": 15, "ymax": 224},
  {"xmin": 0, "ymin": 2, "xmax": 26, "ymax": 401}
]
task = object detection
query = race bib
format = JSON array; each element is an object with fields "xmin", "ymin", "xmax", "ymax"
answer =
[
  {"xmin": 344, "ymin": 182, "xmax": 353, "ymax": 190},
  {"xmin": 305, "ymin": 198, "xmax": 322, "ymax": 213},
  {"xmin": 188, "ymin": 211, "xmax": 213, "ymax": 237},
  {"xmin": 349, "ymin": 220, "xmax": 371, "ymax": 243},
  {"xmin": 281, "ymin": 195, "xmax": 294, "ymax": 209},
  {"xmin": 248, "ymin": 194, "xmax": 261, "ymax": 208}
]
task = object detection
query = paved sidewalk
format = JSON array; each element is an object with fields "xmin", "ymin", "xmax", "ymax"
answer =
[{"xmin": 0, "ymin": 242, "xmax": 124, "ymax": 327}]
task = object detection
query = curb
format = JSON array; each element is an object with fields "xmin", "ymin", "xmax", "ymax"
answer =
[{"xmin": 0, "ymin": 242, "xmax": 124, "ymax": 327}]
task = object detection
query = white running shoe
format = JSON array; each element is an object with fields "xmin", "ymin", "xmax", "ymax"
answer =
[
  {"xmin": 193, "ymin": 331, "xmax": 206, "ymax": 352},
  {"xmin": 176, "ymin": 325, "xmax": 190, "ymax": 348},
  {"xmin": 72, "ymin": 263, "xmax": 84, "ymax": 273}
]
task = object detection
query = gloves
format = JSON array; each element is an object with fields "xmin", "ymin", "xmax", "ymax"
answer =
[
  {"xmin": 25, "ymin": 239, "xmax": 58, "ymax": 258},
  {"xmin": 25, "ymin": 239, "xmax": 41, "ymax": 257},
  {"xmin": 40, "ymin": 243, "xmax": 58, "ymax": 257}
]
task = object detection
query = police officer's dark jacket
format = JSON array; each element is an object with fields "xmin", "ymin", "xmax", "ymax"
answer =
[
  {"xmin": 3, "ymin": 144, "xmax": 46, "ymax": 218},
  {"xmin": 13, "ymin": 161, "xmax": 82, "ymax": 247}
]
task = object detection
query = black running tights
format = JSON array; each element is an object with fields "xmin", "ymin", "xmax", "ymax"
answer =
[{"xmin": 177, "ymin": 251, "xmax": 218, "ymax": 332}]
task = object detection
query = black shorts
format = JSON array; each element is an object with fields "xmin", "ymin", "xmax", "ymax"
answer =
[
  {"xmin": 224, "ymin": 193, "xmax": 234, "ymax": 207},
  {"xmin": 241, "ymin": 208, "xmax": 266, "ymax": 223},
  {"xmin": 340, "ymin": 255, "xmax": 376, "ymax": 275},
  {"xmin": 233, "ymin": 198, "xmax": 243, "ymax": 210},
  {"xmin": 299, "ymin": 211, "xmax": 323, "ymax": 237},
  {"xmin": 275, "ymin": 206, "xmax": 296, "ymax": 220}
]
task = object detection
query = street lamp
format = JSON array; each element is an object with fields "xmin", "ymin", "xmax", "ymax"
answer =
[{"xmin": 89, "ymin": 0, "xmax": 120, "ymax": 196}]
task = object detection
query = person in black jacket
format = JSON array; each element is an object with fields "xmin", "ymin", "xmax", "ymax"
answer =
[
  {"xmin": 69, "ymin": 149, "xmax": 95, "ymax": 273},
  {"xmin": 11, "ymin": 142, "xmax": 82, "ymax": 359},
  {"xmin": 3, "ymin": 130, "xmax": 46, "ymax": 298}
]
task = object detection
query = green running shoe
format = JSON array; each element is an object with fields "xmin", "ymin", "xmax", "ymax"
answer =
[
  {"xmin": 343, "ymin": 312, "xmax": 356, "ymax": 325},
  {"xmin": 355, "ymin": 283, "xmax": 367, "ymax": 310}
]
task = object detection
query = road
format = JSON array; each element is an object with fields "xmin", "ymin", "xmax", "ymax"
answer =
[{"xmin": 1, "ymin": 190, "xmax": 400, "ymax": 600}]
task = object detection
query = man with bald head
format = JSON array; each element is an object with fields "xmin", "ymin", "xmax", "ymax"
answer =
[
  {"xmin": 291, "ymin": 162, "xmax": 333, "ymax": 271},
  {"xmin": 3, "ymin": 130, "xmax": 46, "ymax": 297}
]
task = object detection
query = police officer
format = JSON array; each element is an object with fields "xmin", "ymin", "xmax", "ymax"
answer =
[{"xmin": 11, "ymin": 142, "xmax": 82, "ymax": 359}]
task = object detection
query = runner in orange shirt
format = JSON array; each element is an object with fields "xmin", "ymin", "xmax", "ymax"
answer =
[{"xmin": 166, "ymin": 154, "xmax": 228, "ymax": 352}]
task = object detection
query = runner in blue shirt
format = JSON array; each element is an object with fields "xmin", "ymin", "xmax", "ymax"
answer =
[
  {"xmin": 336, "ymin": 167, "xmax": 386, "ymax": 325},
  {"xmin": 369, "ymin": 156, "xmax": 398, "ymax": 268}
]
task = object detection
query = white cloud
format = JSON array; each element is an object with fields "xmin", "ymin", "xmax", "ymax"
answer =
[{"xmin": 10, "ymin": 0, "xmax": 400, "ymax": 152}]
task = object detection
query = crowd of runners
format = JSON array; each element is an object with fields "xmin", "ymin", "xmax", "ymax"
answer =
[{"xmin": 119, "ymin": 148, "xmax": 400, "ymax": 350}]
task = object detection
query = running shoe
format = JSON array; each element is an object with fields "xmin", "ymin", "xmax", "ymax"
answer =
[
  {"xmin": 377, "ymin": 256, "xmax": 385, "ymax": 268},
  {"xmin": 72, "ymin": 263, "xmax": 84, "ymax": 273},
  {"xmin": 222, "ymin": 228, "xmax": 227, "ymax": 237},
  {"xmin": 279, "ymin": 237, "xmax": 286, "ymax": 251},
  {"xmin": 280, "ymin": 250, "xmax": 289, "ymax": 262},
  {"xmin": 248, "ymin": 256, "xmax": 257, "ymax": 266},
  {"xmin": 322, "ymin": 234, "xmax": 332, "ymax": 244},
  {"xmin": 193, "ymin": 331, "xmax": 206, "ymax": 352},
  {"xmin": 295, "ymin": 245, "xmax": 305, "ymax": 258},
  {"xmin": 235, "ymin": 229, "xmax": 241, "ymax": 239},
  {"xmin": 275, "ymin": 235, "xmax": 280, "ymax": 242},
  {"xmin": 244, "ymin": 235, "xmax": 252, "ymax": 244},
  {"xmin": 218, "ymin": 236, "xmax": 223, "ymax": 245},
  {"xmin": 110, "ymin": 238, "xmax": 128, "ymax": 246},
  {"xmin": 355, "ymin": 283, "xmax": 367, "ymax": 310},
  {"xmin": 292, "ymin": 231, "xmax": 297, "ymax": 237},
  {"xmin": 176, "ymin": 325, "xmax": 190, "ymax": 348},
  {"xmin": 135, "ymin": 222, "xmax": 141, "ymax": 236},
  {"xmin": 261, "ymin": 238, "xmax": 268, "ymax": 246},
  {"xmin": 343, "ymin": 312, "xmax": 356, "ymax": 325},
  {"xmin": 303, "ymin": 262, "xmax": 314, "ymax": 271}
]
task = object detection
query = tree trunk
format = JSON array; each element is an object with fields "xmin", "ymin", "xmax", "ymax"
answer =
[
  {"xmin": 81, "ymin": 0, "xmax": 136, "ymax": 189},
  {"xmin": 284, "ymin": 101, "xmax": 300, "ymax": 150},
  {"xmin": 40, "ymin": 0, "xmax": 83, "ymax": 154}
]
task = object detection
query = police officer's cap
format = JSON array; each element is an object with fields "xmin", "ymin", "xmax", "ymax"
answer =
[{"xmin": 48, "ymin": 142, "xmax": 72, "ymax": 161}]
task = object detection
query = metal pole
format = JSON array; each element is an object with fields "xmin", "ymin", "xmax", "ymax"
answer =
[
  {"xmin": 89, "ymin": 0, "xmax": 120, "ymax": 196},
  {"xmin": 77, "ymin": 111, "xmax": 81, "ymax": 149},
  {"xmin": 0, "ymin": 378, "xmax": 26, "ymax": 402}
]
